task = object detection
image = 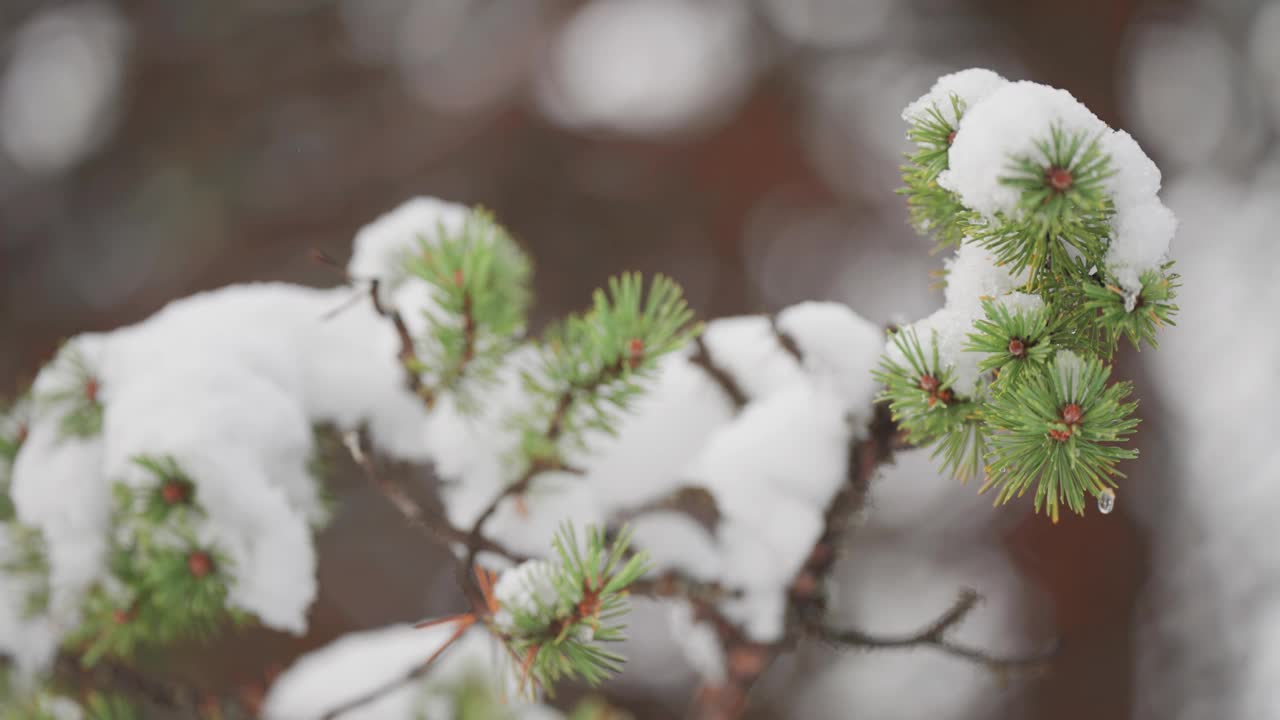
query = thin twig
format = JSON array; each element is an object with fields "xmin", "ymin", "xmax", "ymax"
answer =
[
  {"xmin": 367, "ymin": 278, "xmax": 436, "ymax": 407},
  {"xmin": 688, "ymin": 335, "xmax": 749, "ymax": 409},
  {"xmin": 769, "ymin": 315, "xmax": 804, "ymax": 365},
  {"xmin": 810, "ymin": 589, "xmax": 1057, "ymax": 672},
  {"xmin": 341, "ymin": 430, "xmax": 524, "ymax": 563}
]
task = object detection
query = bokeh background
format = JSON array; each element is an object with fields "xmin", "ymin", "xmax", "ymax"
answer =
[{"xmin": 2, "ymin": 0, "xmax": 1277, "ymax": 718}]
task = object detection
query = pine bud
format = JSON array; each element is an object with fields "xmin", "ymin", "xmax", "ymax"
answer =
[
  {"xmin": 112, "ymin": 608, "xmax": 130, "ymax": 624},
  {"xmin": 161, "ymin": 481, "xmax": 188, "ymax": 505},
  {"xmin": 1007, "ymin": 338, "xmax": 1026, "ymax": 357},
  {"xmin": 15, "ymin": 422, "xmax": 27, "ymax": 445},
  {"xmin": 1045, "ymin": 166, "xmax": 1073, "ymax": 192},
  {"xmin": 84, "ymin": 378, "xmax": 100, "ymax": 403},
  {"xmin": 918, "ymin": 375, "xmax": 939, "ymax": 393},
  {"xmin": 1060, "ymin": 403, "xmax": 1083, "ymax": 426},
  {"xmin": 946, "ymin": 130, "xmax": 957, "ymax": 145},
  {"xmin": 188, "ymin": 551, "xmax": 213, "ymax": 578},
  {"xmin": 453, "ymin": 269, "xmax": 464, "ymax": 288},
  {"xmin": 627, "ymin": 338, "xmax": 644, "ymax": 370}
]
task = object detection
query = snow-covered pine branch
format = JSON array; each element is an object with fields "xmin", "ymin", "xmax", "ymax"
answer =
[{"xmin": 0, "ymin": 67, "xmax": 1176, "ymax": 719}]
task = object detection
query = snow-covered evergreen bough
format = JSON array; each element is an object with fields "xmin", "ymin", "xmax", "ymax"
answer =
[{"xmin": 0, "ymin": 69, "xmax": 1177, "ymax": 719}]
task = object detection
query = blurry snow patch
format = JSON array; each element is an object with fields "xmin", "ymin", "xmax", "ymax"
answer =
[
  {"xmin": 1123, "ymin": 19, "xmax": 1235, "ymax": 169},
  {"xmin": 901, "ymin": 68, "xmax": 1007, "ymax": 124},
  {"xmin": 264, "ymin": 625, "xmax": 558, "ymax": 719},
  {"xmin": 538, "ymin": 0, "xmax": 753, "ymax": 135},
  {"xmin": 0, "ymin": 2, "xmax": 129, "ymax": 175},
  {"xmin": 340, "ymin": 0, "xmax": 545, "ymax": 113},
  {"xmin": 1250, "ymin": 2, "xmax": 1280, "ymax": 132},
  {"xmin": 1132, "ymin": 161, "xmax": 1280, "ymax": 720},
  {"xmin": 791, "ymin": 547, "xmax": 1036, "ymax": 719},
  {"xmin": 760, "ymin": 0, "xmax": 894, "ymax": 50}
]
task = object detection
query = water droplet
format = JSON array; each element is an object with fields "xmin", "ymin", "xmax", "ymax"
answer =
[{"xmin": 1097, "ymin": 489, "xmax": 1116, "ymax": 514}]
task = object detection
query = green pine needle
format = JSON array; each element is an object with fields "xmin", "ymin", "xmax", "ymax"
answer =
[
  {"xmin": 898, "ymin": 94, "xmax": 972, "ymax": 249},
  {"xmin": 497, "ymin": 524, "xmax": 650, "ymax": 696},
  {"xmin": 965, "ymin": 297, "xmax": 1056, "ymax": 390},
  {"xmin": 1083, "ymin": 264, "xmax": 1180, "ymax": 351},
  {"xmin": 874, "ymin": 328, "xmax": 987, "ymax": 479},
  {"xmin": 405, "ymin": 207, "xmax": 533, "ymax": 411},
  {"xmin": 983, "ymin": 352, "xmax": 1139, "ymax": 521},
  {"xmin": 38, "ymin": 344, "xmax": 103, "ymax": 440},
  {"xmin": 519, "ymin": 273, "xmax": 699, "ymax": 463}
]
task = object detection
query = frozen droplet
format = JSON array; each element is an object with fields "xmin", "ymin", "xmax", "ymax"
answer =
[
  {"xmin": 1088, "ymin": 264, "xmax": 1098, "ymax": 276},
  {"xmin": 1122, "ymin": 291, "xmax": 1138, "ymax": 313},
  {"xmin": 1097, "ymin": 489, "xmax": 1116, "ymax": 514}
]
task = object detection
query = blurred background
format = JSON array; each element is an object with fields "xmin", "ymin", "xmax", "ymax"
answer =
[{"xmin": 1, "ymin": 0, "xmax": 1277, "ymax": 718}]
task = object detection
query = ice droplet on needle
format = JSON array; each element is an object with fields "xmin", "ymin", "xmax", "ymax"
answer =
[{"xmin": 1097, "ymin": 489, "xmax": 1116, "ymax": 514}]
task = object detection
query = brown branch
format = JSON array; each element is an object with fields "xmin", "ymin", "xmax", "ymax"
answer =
[
  {"xmin": 367, "ymin": 278, "xmax": 436, "ymax": 408},
  {"xmin": 341, "ymin": 430, "xmax": 524, "ymax": 563},
  {"xmin": 810, "ymin": 589, "xmax": 1057, "ymax": 672},
  {"xmin": 769, "ymin": 315, "xmax": 804, "ymax": 365},
  {"xmin": 461, "ymin": 359, "xmax": 628, "ymax": 581},
  {"xmin": 688, "ymin": 335, "xmax": 749, "ymax": 409},
  {"xmin": 611, "ymin": 484, "xmax": 722, "ymax": 535}
]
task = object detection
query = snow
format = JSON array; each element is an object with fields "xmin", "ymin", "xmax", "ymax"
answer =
[
  {"xmin": 942, "ymin": 243, "xmax": 1030, "ymax": 317},
  {"xmin": 628, "ymin": 511, "xmax": 720, "ymax": 581},
  {"xmin": 1131, "ymin": 163, "xmax": 1280, "ymax": 720},
  {"xmin": 1106, "ymin": 198, "xmax": 1178, "ymax": 291},
  {"xmin": 263, "ymin": 624, "xmax": 554, "ymax": 719},
  {"xmin": 775, "ymin": 301, "xmax": 884, "ymax": 422},
  {"xmin": 492, "ymin": 559, "xmax": 561, "ymax": 631},
  {"xmin": 890, "ymin": 69, "xmax": 1180, "ymax": 401},
  {"xmin": 941, "ymin": 81, "xmax": 1108, "ymax": 217},
  {"xmin": 901, "ymin": 68, "xmax": 1008, "ymax": 124},
  {"xmin": 347, "ymin": 196, "xmax": 469, "ymax": 307},
  {"xmin": 0, "ymin": 526, "xmax": 59, "ymax": 680},
  {"xmin": 667, "ymin": 600, "xmax": 726, "ymax": 683},
  {"xmin": 2, "ymin": 281, "xmax": 439, "ymax": 670},
  {"xmin": 884, "ymin": 306, "xmax": 984, "ymax": 399},
  {"xmin": 0, "ymin": 194, "xmax": 909, "ymax": 692}
]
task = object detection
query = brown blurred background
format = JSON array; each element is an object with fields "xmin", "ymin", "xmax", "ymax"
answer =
[{"xmin": 2, "ymin": 0, "xmax": 1269, "ymax": 717}]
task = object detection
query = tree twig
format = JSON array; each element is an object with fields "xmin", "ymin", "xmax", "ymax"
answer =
[
  {"xmin": 340, "ymin": 429, "xmax": 524, "ymax": 564},
  {"xmin": 809, "ymin": 588, "xmax": 1057, "ymax": 672},
  {"xmin": 688, "ymin": 335, "xmax": 749, "ymax": 409}
]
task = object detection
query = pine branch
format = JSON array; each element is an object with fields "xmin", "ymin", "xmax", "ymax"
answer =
[
  {"xmin": 769, "ymin": 315, "xmax": 803, "ymax": 365},
  {"xmin": 809, "ymin": 589, "xmax": 1056, "ymax": 672},
  {"xmin": 367, "ymin": 278, "xmax": 435, "ymax": 407},
  {"xmin": 688, "ymin": 336, "xmax": 748, "ymax": 410},
  {"xmin": 340, "ymin": 430, "xmax": 523, "ymax": 563}
]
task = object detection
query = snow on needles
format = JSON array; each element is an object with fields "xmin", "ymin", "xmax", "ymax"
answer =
[
  {"xmin": 2, "ymin": 196, "xmax": 889, "ymax": 698},
  {"xmin": 2, "ymin": 282, "xmax": 433, "ymax": 671},
  {"xmin": 890, "ymin": 69, "xmax": 1177, "ymax": 398},
  {"xmin": 936, "ymin": 73, "xmax": 1175, "ymax": 292}
]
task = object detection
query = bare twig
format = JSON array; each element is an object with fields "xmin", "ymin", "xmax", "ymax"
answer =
[
  {"xmin": 769, "ymin": 316, "xmax": 804, "ymax": 365},
  {"xmin": 688, "ymin": 336, "xmax": 749, "ymax": 409},
  {"xmin": 366, "ymin": 279, "xmax": 436, "ymax": 408},
  {"xmin": 810, "ymin": 589, "xmax": 1057, "ymax": 672},
  {"xmin": 340, "ymin": 430, "xmax": 524, "ymax": 563}
]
